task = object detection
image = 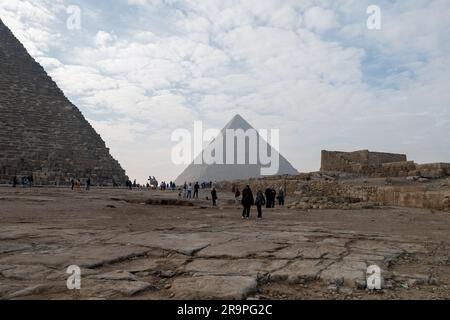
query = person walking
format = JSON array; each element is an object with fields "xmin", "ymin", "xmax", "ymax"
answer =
[
  {"xmin": 241, "ymin": 185, "xmax": 254, "ymax": 219},
  {"xmin": 277, "ymin": 188, "xmax": 285, "ymax": 207},
  {"xmin": 211, "ymin": 187, "xmax": 218, "ymax": 206},
  {"xmin": 255, "ymin": 191, "xmax": 266, "ymax": 219}
]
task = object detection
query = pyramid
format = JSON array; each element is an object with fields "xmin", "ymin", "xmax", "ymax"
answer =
[
  {"xmin": 175, "ymin": 115, "xmax": 298, "ymax": 184},
  {"xmin": 0, "ymin": 19, "xmax": 127, "ymax": 185}
]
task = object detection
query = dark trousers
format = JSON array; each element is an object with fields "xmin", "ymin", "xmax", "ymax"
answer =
[
  {"xmin": 257, "ymin": 205, "xmax": 262, "ymax": 218},
  {"xmin": 212, "ymin": 198, "xmax": 217, "ymax": 206},
  {"xmin": 266, "ymin": 198, "xmax": 271, "ymax": 208},
  {"xmin": 193, "ymin": 190, "xmax": 199, "ymax": 199},
  {"xmin": 278, "ymin": 198, "xmax": 284, "ymax": 206},
  {"xmin": 242, "ymin": 205, "xmax": 251, "ymax": 218}
]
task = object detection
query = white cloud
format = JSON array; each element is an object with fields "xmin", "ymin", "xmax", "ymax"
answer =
[
  {"xmin": 1, "ymin": 0, "xmax": 449, "ymax": 182},
  {"xmin": 303, "ymin": 6, "xmax": 338, "ymax": 33}
]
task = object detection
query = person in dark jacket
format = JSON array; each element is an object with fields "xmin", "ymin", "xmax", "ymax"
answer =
[
  {"xmin": 211, "ymin": 188, "xmax": 218, "ymax": 206},
  {"xmin": 193, "ymin": 182, "xmax": 200, "ymax": 199},
  {"xmin": 265, "ymin": 187, "xmax": 272, "ymax": 208},
  {"xmin": 277, "ymin": 188, "xmax": 285, "ymax": 206},
  {"xmin": 12, "ymin": 176, "xmax": 17, "ymax": 188},
  {"xmin": 271, "ymin": 187, "xmax": 277, "ymax": 208},
  {"xmin": 255, "ymin": 191, "xmax": 266, "ymax": 219},
  {"xmin": 241, "ymin": 185, "xmax": 254, "ymax": 219},
  {"xmin": 86, "ymin": 177, "xmax": 91, "ymax": 191}
]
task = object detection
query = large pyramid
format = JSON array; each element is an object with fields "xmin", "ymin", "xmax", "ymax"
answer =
[
  {"xmin": 175, "ymin": 115, "xmax": 298, "ymax": 184},
  {"xmin": 0, "ymin": 19, "xmax": 127, "ymax": 186}
]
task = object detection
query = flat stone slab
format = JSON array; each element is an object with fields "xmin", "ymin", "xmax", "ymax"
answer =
[
  {"xmin": 320, "ymin": 260, "xmax": 367, "ymax": 287},
  {"xmin": 171, "ymin": 275, "xmax": 257, "ymax": 299},
  {"xmin": 0, "ymin": 264, "xmax": 54, "ymax": 280},
  {"xmin": 271, "ymin": 259, "xmax": 332, "ymax": 283},
  {"xmin": 0, "ymin": 245, "xmax": 150, "ymax": 268},
  {"xmin": 108, "ymin": 232, "xmax": 236, "ymax": 256},
  {"xmin": 123, "ymin": 257, "xmax": 188, "ymax": 274},
  {"xmin": 184, "ymin": 259, "xmax": 288, "ymax": 276},
  {"xmin": 197, "ymin": 240, "xmax": 285, "ymax": 258},
  {"xmin": 0, "ymin": 242, "xmax": 32, "ymax": 254},
  {"xmin": 81, "ymin": 279, "xmax": 153, "ymax": 298},
  {"xmin": 265, "ymin": 243, "xmax": 346, "ymax": 259}
]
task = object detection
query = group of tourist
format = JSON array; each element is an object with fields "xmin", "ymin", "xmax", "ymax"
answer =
[
  {"xmin": 11, "ymin": 175, "xmax": 33, "ymax": 188},
  {"xmin": 179, "ymin": 181, "xmax": 214, "ymax": 199},
  {"xmin": 71, "ymin": 178, "xmax": 91, "ymax": 191},
  {"xmin": 237, "ymin": 185, "xmax": 286, "ymax": 220}
]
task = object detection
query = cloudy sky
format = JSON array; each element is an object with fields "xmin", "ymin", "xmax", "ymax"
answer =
[{"xmin": 1, "ymin": 0, "xmax": 449, "ymax": 183}]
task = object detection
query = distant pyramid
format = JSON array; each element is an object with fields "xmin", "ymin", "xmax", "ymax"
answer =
[
  {"xmin": 0, "ymin": 19, "xmax": 127, "ymax": 185},
  {"xmin": 174, "ymin": 115, "xmax": 298, "ymax": 184}
]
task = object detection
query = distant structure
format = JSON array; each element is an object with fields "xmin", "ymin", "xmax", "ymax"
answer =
[
  {"xmin": 175, "ymin": 115, "xmax": 298, "ymax": 185},
  {"xmin": 321, "ymin": 150, "xmax": 407, "ymax": 173},
  {"xmin": 0, "ymin": 19, "xmax": 128, "ymax": 185},
  {"xmin": 321, "ymin": 149, "xmax": 450, "ymax": 178}
]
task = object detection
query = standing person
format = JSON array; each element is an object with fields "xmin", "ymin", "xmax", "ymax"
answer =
[
  {"xmin": 193, "ymin": 182, "xmax": 200, "ymax": 199},
  {"xmin": 28, "ymin": 175, "xmax": 33, "ymax": 188},
  {"xmin": 12, "ymin": 176, "xmax": 17, "ymax": 188},
  {"xmin": 271, "ymin": 187, "xmax": 277, "ymax": 208},
  {"xmin": 187, "ymin": 183, "xmax": 192, "ymax": 199},
  {"xmin": 183, "ymin": 182, "xmax": 187, "ymax": 198},
  {"xmin": 241, "ymin": 185, "xmax": 254, "ymax": 219},
  {"xmin": 255, "ymin": 191, "xmax": 266, "ymax": 219},
  {"xmin": 211, "ymin": 187, "xmax": 218, "ymax": 206},
  {"xmin": 71, "ymin": 178, "xmax": 75, "ymax": 191},
  {"xmin": 265, "ymin": 187, "xmax": 272, "ymax": 208},
  {"xmin": 277, "ymin": 188, "xmax": 285, "ymax": 207},
  {"xmin": 86, "ymin": 177, "xmax": 91, "ymax": 191},
  {"xmin": 234, "ymin": 189, "xmax": 241, "ymax": 206}
]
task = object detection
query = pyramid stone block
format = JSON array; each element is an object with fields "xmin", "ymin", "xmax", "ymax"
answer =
[{"xmin": 0, "ymin": 19, "xmax": 127, "ymax": 186}]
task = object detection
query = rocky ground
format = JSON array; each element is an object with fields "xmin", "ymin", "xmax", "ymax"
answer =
[{"xmin": 0, "ymin": 186, "xmax": 449, "ymax": 300}]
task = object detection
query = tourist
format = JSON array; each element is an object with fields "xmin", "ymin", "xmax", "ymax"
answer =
[
  {"xmin": 241, "ymin": 185, "xmax": 254, "ymax": 219},
  {"xmin": 265, "ymin": 187, "xmax": 272, "ymax": 208},
  {"xmin": 183, "ymin": 182, "xmax": 187, "ymax": 198},
  {"xmin": 277, "ymin": 188, "xmax": 285, "ymax": 206},
  {"xmin": 211, "ymin": 187, "xmax": 218, "ymax": 206},
  {"xmin": 12, "ymin": 176, "xmax": 17, "ymax": 188},
  {"xmin": 86, "ymin": 177, "xmax": 91, "ymax": 191},
  {"xmin": 271, "ymin": 187, "xmax": 277, "ymax": 208},
  {"xmin": 71, "ymin": 178, "xmax": 75, "ymax": 190},
  {"xmin": 187, "ymin": 183, "xmax": 192, "ymax": 199},
  {"xmin": 255, "ymin": 190, "xmax": 266, "ymax": 219},
  {"xmin": 28, "ymin": 175, "xmax": 33, "ymax": 188},
  {"xmin": 193, "ymin": 182, "xmax": 200, "ymax": 199},
  {"xmin": 234, "ymin": 189, "xmax": 241, "ymax": 205}
]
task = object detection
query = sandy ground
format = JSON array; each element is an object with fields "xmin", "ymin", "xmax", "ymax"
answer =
[{"xmin": 0, "ymin": 186, "xmax": 449, "ymax": 300}]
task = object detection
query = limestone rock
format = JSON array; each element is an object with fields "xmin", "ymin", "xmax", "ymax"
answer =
[{"xmin": 171, "ymin": 275, "xmax": 257, "ymax": 299}]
